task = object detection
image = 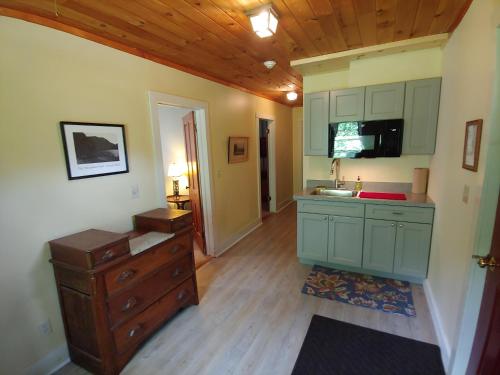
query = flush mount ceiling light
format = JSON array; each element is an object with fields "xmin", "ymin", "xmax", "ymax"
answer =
[
  {"xmin": 287, "ymin": 83, "xmax": 296, "ymax": 89},
  {"xmin": 286, "ymin": 91, "xmax": 298, "ymax": 101},
  {"xmin": 263, "ymin": 60, "xmax": 277, "ymax": 69},
  {"xmin": 247, "ymin": 4, "xmax": 279, "ymax": 38}
]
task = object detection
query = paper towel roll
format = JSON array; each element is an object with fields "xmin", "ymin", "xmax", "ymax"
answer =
[{"xmin": 412, "ymin": 168, "xmax": 429, "ymax": 194}]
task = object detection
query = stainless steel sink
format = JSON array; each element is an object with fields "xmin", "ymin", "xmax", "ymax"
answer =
[{"xmin": 311, "ymin": 188, "xmax": 358, "ymax": 197}]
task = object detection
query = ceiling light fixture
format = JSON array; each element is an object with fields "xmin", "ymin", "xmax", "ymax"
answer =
[
  {"xmin": 247, "ymin": 4, "xmax": 279, "ymax": 38},
  {"xmin": 286, "ymin": 91, "xmax": 298, "ymax": 101},
  {"xmin": 263, "ymin": 60, "xmax": 277, "ymax": 69},
  {"xmin": 287, "ymin": 83, "xmax": 296, "ymax": 89}
]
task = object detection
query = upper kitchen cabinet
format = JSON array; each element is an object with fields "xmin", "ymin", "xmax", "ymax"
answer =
[
  {"xmin": 403, "ymin": 78, "xmax": 442, "ymax": 155},
  {"xmin": 329, "ymin": 87, "xmax": 365, "ymax": 123},
  {"xmin": 364, "ymin": 82, "xmax": 405, "ymax": 121},
  {"xmin": 304, "ymin": 91, "xmax": 329, "ymax": 156}
]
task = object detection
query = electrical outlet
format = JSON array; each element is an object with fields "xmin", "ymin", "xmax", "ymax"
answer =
[
  {"xmin": 38, "ymin": 319, "xmax": 53, "ymax": 336},
  {"xmin": 131, "ymin": 184, "xmax": 140, "ymax": 199},
  {"xmin": 462, "ymin": 184, "xmax": 470, "ymax": 204}
]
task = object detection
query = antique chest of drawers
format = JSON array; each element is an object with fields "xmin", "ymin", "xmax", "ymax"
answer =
[{"xmin": 49, "ymin": 208, "xmax": 198, "ymax": 374}]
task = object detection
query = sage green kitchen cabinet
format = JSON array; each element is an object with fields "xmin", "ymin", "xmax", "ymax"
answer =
[
  {"xmin": 364, "ymin": 82, "xmax": 405, "ymax": 121},
  {"xmin": 327, "ymin": 216, "xmax": 364, "ymax": 267},
  {"xmin": 394, "ymin": 222, "xmax": 432, "ymax": 278},
  {"xmin": 304, "ymin": 91, "xmax": 329, "ymax": 156},
  {"xmin": 362, "ymin": 219, "xmax": 396, "ymax": 273},
  {"xmin": 329, "ymin": 87, "xmax": 365, "ymax": 123},
  {"xmin": 403, "ymin": 78, "xmax": 442, "ymax": 154},
  {"xmin": 297, "ymin": 212, "xmax": 328, "ymax": 261}
]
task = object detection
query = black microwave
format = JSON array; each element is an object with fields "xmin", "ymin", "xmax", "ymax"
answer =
[{"xmin": 328, "ymin": 119, "xmax": 404, "ymax": 159}]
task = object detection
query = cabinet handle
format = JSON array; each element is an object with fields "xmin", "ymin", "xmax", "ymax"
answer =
[
  {"xmin": 329, "ymin": 217, "xmax": 334, "ymax": 221},
  {"xmin": 391, "ymin": 223, "xmax": 395, "ymax": 227},
  {"xmin": 170, "ymin": 245, "xmax": 182, "ymax": 254},
  {"xmin": 121, "ymin": 297, "xmax": 138, "ymax": 312},
  {"xmin": 172, "ymin": 268, "xmax": 182, "ymax": 277},
  {"xmin": 177, "ymin": 290, "xmax": 186, "ymax": 301},
  {"xmin": 392, "ymin": 212, "xmax": 403, "ymax": 215},
  {"xmin": 101, "ymin": 250, "xmax": 114, "ymax": 261},
  {"xmin": 399, "ymin": 224, "xmax": 404, "ymax": 228},
  {"xmin": 117, "ymin": 269, "xmax": 136, "ymax": 283},
  {"xmin": 128, "ymin": 325, "xmax": 142, "ymax": 338}
]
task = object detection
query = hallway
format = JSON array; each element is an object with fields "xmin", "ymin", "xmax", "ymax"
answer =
[{"xmin": 58, "ymin": 203, "xmax": 437, "ymax": 375}]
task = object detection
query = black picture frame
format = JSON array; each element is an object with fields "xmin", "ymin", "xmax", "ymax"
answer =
[{"xmin": 60, "ymin": 121, "xmax": 129, "ymax": 180}]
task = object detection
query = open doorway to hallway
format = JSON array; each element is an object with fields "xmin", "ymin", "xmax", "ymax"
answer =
[
  {"xmin": 259, "ymin": 119, "xmax": 271, "ymax": 220},
  {"xmin": 158, "ymin": 104, "xmax": 211, "ymax": 269}
]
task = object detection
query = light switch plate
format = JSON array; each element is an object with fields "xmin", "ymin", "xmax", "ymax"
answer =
[
  {"xmin": 131, "ymin": 184, "xmax": 140, "ymax": 199},
  {"xmin": 462, "ymin": 184, "xmax": 470, "ymax": 204}
]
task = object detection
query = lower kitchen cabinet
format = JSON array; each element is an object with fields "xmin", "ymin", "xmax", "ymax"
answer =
[
  {"xmin": 297, "ymin": 213, "xmax": 328, "ymax": 261},
  {"xmin": 328, "ymin": 216, "xmax": 364, "ymax": 267},
  {"xmin": 362, "ymin": 219, "xmax": 396, "ymax": 273},
  {"xmin": 394, "ymin": 222, "xmax": 432, "ymax": 278}
]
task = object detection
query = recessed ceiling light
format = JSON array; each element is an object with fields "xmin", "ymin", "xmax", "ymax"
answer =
[
  {"xmin": 263, "ymin": 60, "xmax": 277, "ymax": 69},
  {"xmin": 247, "ymin": 4, "xmax": 279, "ymax": 38},
  {"xmin": 286, "ymin": 91, "xmax": 298, "ymax": 101}
]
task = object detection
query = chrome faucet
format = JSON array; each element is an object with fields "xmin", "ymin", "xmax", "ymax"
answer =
[{"xmin": 330, "ymin": 159, "xmax": 346, "ymax": 189}]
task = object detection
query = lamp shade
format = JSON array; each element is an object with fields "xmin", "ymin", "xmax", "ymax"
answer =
[
  {"xmin": 248, "ymin": 5, "xmax": 278, "ymax": 38},
  {"xmin": 167, "ymin": 163, "xmax": 182, "ymax": 178}
]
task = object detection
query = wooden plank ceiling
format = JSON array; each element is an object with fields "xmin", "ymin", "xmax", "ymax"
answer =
[{"xmin": 0, "ymin": 0, "xmax": 472, "ymax": 106}]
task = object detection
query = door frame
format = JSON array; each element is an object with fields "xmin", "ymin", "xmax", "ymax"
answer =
[
  {"xmin": 255, "ymin": 113, "xmax": 277, "ymax": 218},
  {"xmin": 148, "ymin": 91, "xmax": 215, "ymax": 256}
]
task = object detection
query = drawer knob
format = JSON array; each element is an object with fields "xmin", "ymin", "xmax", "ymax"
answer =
[
  {"xmin": 101, "ymin": 250, "xmax": 114, "ymax": 261},
  {"xmin": 170, "ymin": 245, "xmax": 182, "ymax": 254},
  {"xmin": 117, "ymin": 269, "xmax": 136, "ymax": 283},
  {"xmin": 122, "ymin": 297, "xmax": 138, "ymax": 312},
  {"xmin": 172, "ymin": 268, "xmax": 182, "ymax": 277},
  {"xmin": 128, "ymin": 325, "xmax": 141, "ymax": 337},
  {"xmin": 399, "ymin": 224, "xmax": 404, "ymax": 228},
  {"xmin": 177, "ymin": 290, "xmax": 186, "ymax": 301}
]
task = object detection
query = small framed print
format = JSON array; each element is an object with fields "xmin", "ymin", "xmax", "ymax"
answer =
[
  {"xmin": 462, "ymin": 119, "xmax": 483, "ymax": 172},
  {"xmin": 60, "ymin": 122, "xmax": 129, "ymax": 180},
  {"xmin": 228, "ymin": 136, "xmax": 249, "ymax": 163}
]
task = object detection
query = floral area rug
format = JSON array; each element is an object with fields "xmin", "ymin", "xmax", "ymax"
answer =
[{"xmin": 302, "ymin": 265, "xmax": 416, "ymax": 317}]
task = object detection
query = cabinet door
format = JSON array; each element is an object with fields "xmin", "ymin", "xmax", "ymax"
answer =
[
  {"xmin": 403, "ymin": 78, "xmax": 441, "ymax": 155},
  {"xmin": 328, "ymin": 216, "xmax": 364, "ymax": 267},
  {"xmin": 304, "ymin": 92, "xmax": 329, "ymax": 156},
  {"xmin": 329, "ymin": 87, "xmax": 365, "ymax": 123},
  {"xmin": 297, "ymin": 213, "xmax": 328, "ymax": 261},
  {"xmin": 362, "ymin": 219, "xmax": 396, "ymax": 273},
  {"xmin": 394, "ymin": 222, "xmax": 432, "ymax": 278},
  {"xmin": 365, "ymin": 82, "xmax": 405, "ymax": 121}
]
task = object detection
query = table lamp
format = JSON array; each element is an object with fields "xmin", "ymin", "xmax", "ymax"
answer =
[{"xmin": 167, "ymin": 163, "xmax": 182, "ymax": 197}]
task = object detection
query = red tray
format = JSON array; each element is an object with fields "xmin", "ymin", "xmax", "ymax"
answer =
[{"xmin": 358, "ymin": 192, "xmax": 407, "ymax": 200}]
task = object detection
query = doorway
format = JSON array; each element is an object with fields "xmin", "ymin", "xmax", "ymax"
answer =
[
  {"xmin": 259, "ymin": 119, "xmax": 271, "ymax": 219},
  {"xmin": 148, "ymin": 91, "xmax": 215, "ymax": 265}
]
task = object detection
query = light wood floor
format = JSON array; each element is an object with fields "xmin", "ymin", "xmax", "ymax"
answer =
[{"xmin": 56, "ymin": 203, "xmax": 437, "ymax": 375}]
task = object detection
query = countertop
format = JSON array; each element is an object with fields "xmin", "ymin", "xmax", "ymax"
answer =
[{"xmin": 294, "ymin": 188, "xmax": 435, "ymax": 208}]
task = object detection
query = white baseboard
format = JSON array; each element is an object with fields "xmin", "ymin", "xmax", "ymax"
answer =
[
  {"xmin": 215, "ymin": 219, "xmax": 262, "ymax": 257},
  {"xmin": 423, "ymin": 279, "xmax": 451, "ymax": 372},
  {"xmin": 27, "ymin": 344, "xmax": 69, "ymax": 375},
  {"xmin": 276, "ymin": 199, "xmax": 294, "ymax": 213}
]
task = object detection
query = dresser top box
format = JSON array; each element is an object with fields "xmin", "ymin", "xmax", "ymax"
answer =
[
  {"xmin": 134, "ymin": 208, "xmax": 192, "ymax": 234},
  {"xmin": 135, "ymin": 208, "xmax": 191, "ymax": 222},
  {"xmin": 49, "ymin": 229, "xmax": 130, "ymax": 269}
]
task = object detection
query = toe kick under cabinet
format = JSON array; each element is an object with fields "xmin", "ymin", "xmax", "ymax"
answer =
[
  {"xmin": 49, "ymin": 208, "xmax": 199, "ymax": 375},
  {"xmin": 297, "ymin": 200, "xmax": 434, "ymax": 282}
]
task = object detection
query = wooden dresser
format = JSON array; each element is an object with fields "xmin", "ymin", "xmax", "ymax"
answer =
[{"xmin": 49, "ymin": 208, "xmax": 198, "ymax": 375}]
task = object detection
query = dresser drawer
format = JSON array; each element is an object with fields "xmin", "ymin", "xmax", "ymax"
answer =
[
  {"xmin": 297, "ymin": 200, "xmax": 364, "ymax": 218},
  {"xmin": 113, "ymin": 278, "xmax": 195, "ymax": 354},
  {"xmin": 105, "ymin": 233, "xmax": 191, "ymax": 295},
  {"xmin": 107, "ymin": 255, "xmax": 193, "ymax": 327},
  {"xmin": 93, "ymin": 241, "xmax": 130, "ymax": 267},
  {"xmin": 365, "ymin": 204, "xmax": 434, "ymax": 224}
]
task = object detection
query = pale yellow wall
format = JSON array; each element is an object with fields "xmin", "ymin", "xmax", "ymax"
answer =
[
  {"xmin": 301, "ymin": 48, "xmax": 442, "ymax": 186},
  {"xmin": 0, "ymin": 17, "xmax": 292, "ymax": 373},
  {"xmin": 426, "ymin": 0, "xmax": 500, "ymax": 354},
  {"xmin": 292, "ymin": 107, "xmax": 303, "ymax": 193}
]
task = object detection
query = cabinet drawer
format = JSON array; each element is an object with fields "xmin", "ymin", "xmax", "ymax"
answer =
[
  {"xmin": 113, "ymin": 278, "xmax": 195, "ymax": 354},
  {"xmin": 365, "ymin": 204, "xmax": 433, "ymax": 224},
  {"xmin": 93, "ymin": 241, "xmax": 130, "ymax": 267},
  {"xmin": 298, "ymin": 200, "xmax": 364, "ymax": 218},
  {"xmin": 105, "ymin": 233, "xmax": 191, "ymax": 295},
  {"xmin": 107, "ymin": 255, "xmax": 193, "ymax": 327}
]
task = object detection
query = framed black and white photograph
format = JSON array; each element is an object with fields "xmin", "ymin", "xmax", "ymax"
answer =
[
  {"xmin": 462, "ymin": 119, "xmax": 483, "ymax": 172},
  {"xmin": 60, "ymin": 122, "xmax": 129, "ymax": 180}
]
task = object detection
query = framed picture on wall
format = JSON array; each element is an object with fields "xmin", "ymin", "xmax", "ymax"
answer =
[
  {"xmin": 462, "ymin": 119, "xmax": 483, "ymax": 172},
  {"xmin": 60, "ymin": 122, "xmax": 129, "ymax": 180},
  {"xmin": 228, "ymin": 136, "xmax": 249, "ymax": 163}
]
